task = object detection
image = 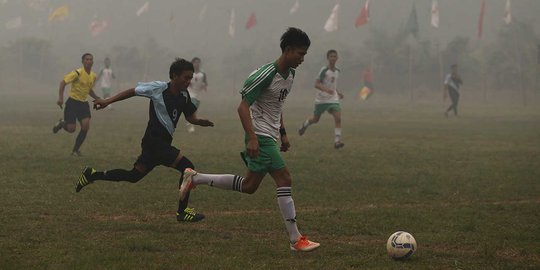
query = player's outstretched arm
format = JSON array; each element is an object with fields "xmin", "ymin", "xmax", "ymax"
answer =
[
  {"xmin": 57, "ymin": 80, "xmax": 67, "ymax": 109},
  {"xmin": 185, "ymin": 113, "xmax": 214, "ymax": 127},
  {"xmin": 315, "ymin": 79, "xmax": 333, "ymax": 94},
  {"xmin": 93, "ymin": 88, "xmax": 135, "ymax": 110}
]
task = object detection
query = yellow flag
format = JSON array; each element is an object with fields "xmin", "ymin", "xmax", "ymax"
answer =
[{"xmin": 48, "ymin": 5, "xmax": 69, "ymax": 22}]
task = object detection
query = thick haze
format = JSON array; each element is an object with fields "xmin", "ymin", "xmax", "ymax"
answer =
[{"xmin": 1, "ymin": 0, "xmax": 539, "ymax": 104}]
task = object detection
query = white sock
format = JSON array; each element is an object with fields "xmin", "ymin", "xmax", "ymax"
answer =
[
  {"xmin": 192, "ymin": 173, "xmax": 243, "ymax": 192},
  {"xmin": 277, "ymin": 187, "xmax": 302, "ymax": 243},
  {"xmin": 302, "ymin": 119, "xmax": 311, "ymax": 128},
  {"xmin": 335, "ymin": 128, "xmax": 342, "ymax": 143}
]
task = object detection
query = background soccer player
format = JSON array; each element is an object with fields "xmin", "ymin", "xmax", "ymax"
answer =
[
  {"xmin": 96, "ymin": 57, "xmax": 116, "ymax": 109},
  {"xmin": 178, "ymin": 27, "xmax": 320, "ymax": 252},
  {"xmin": 298, "ymin": 49, "xmax": 345, "ymax": 149},
  {"xmin": 186, "ymin": 57, "xmax": 208, "ymax": 132},
  {"xmin": 76, "ymin": 58, "xmax": 213, "ymax": 222},
  {"xmin": 52, "ymin": 53, "xmax": 100, "ymax": 156},
  {"xmin": 444, "ymin": 64, "xmax": 463, "ymax": 117}
]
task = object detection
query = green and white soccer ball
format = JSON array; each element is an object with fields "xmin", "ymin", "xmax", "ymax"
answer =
[{"xmin": 386, "ymin": 231, "xmax": 417, "ymax": 259}]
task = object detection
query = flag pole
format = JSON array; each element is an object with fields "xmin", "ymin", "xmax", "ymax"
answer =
[{"xmin": 409, "ymin": 44, "xmax": 413, "ymax": 103}]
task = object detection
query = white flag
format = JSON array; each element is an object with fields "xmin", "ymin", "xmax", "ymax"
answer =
[
  {"xmin": 290, "ymin": 0, "xmax": 299, "ymax": 14},
  {"xmin": 5, "ymin": 16, "xmax": 22, "ymax": 30},
  {"xmin": 431, "ymin": 0, "xmax": 439, "ymax": 28},
  {"xmin": 228, "ymin": 9, "xmax": 235, "ymax": 37},
  {"xmin": 136, "ymin": 1, "xmax": 149, "ymax": 17},
  {"xmin": 503, "ymin": 0, "xmax": 511, "ymax": 25},
  {"xmin": 324, "ymin": 3, "xmax": 339, "ymax": 32},
  {"xmin": 198, "ymin": 3, "xmax": 207, "ymax": 22}
]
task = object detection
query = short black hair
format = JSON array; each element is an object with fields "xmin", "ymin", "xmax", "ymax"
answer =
[
  {"xmin": 81, "ymin": 53, "xmax": 93, "ymax": 61},
  {"xmin": 191, "ymin": 57, "xmax": 201, "ymax": 63},
  {"xmin": 280, "ymin": 27, "xmax": 311, "ymax": 53},
  {"xmin": 169, "ymin": 58, "xmax": 194, "ymax": 79},
  {"xmin": 327, "ymin": 49, "xmax": 337, "ymax": 58}
]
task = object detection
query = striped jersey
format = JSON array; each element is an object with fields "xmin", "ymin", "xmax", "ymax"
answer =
[
  {"xmin": 187, "ymin": 71, "xmax": 207, "ymax": 99},
  {"xmin": 240, "ymin": 62, "xmax": 295, "ymax": 141},
  {"xmin": 315, "ymin": 66, "xmax": 340, "ymax": 104}
]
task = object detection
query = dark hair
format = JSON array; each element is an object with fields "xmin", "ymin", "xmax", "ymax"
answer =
[
  {"xmin": 327, "ymin": 49, "xmax": 337, "ymax": 58},
  {"xmin": 191, "ymin": 57, "xmax": 201, "ymax": 63},
  {"xmin": 81, "ymin": 53, "xmax": 93, "ymax": 61},
  {"xmin": 280, "ymin": 27, "xmax": 311, "ymax": 53},
  {"xmin": 169, "ymin": 58, "xmax": 194, "ymax": 79}
]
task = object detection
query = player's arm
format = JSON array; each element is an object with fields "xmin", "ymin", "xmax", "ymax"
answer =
[
  {"xmin": 93, "ymin": 88, "xmax": 135, "ymax": 110},
  {"xmin": 279, "ymin": 113, "xmax": 290, "ymax": 152},
  {"xmin": 238, "ymin": 99, "xmax": 259, "ymax": 158},
  {"xmin": 57, "ymin": 80, "xmax": 67, "ymax": 108},
  {"xmin": 88, "ymin": 89, "xmax": 101, "ymax": 100},
  {"xmin": 185, "ymin": 112, "xmax": 214, "ymax": 127},
  {"xmin": 315, "ymin": 79, "xmax": 334, "ymax": 94}
]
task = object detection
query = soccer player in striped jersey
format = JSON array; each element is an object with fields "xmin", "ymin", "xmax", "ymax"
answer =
[
  {"xmin": 298, "ymin": 49, "xmax": 345, "ymax": 149},
  {"xmin": 178, "ymin": 27, "xmax": 320, "ymax": 252},
  {"xmin": 75, "ymin": 58, "xmax": 213, "ymax": 222}
]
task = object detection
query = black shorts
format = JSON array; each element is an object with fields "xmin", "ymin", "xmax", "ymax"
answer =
[
  {"xmin": 134, "ymin": 140, "xmax": 180, "ymax": 171},
  {"xmin": 64, "ymin": 98, "xmax": 91, "ymax": 124}
]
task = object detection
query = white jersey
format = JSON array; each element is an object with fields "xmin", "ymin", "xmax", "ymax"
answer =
[
  {"xmin": 240, "ymin": 62, "xmax": 295, "ymax": 141},
  {"xmin": 99, "ymin": 68, "xmax": 113, "ymax": 88},
  {"xmin": 315, "ymin": 66, "xmax": 340, "ymax": 104},
  {"xmin": 188, "ymin": 71, "xmax": 207, "ymax": 99}
]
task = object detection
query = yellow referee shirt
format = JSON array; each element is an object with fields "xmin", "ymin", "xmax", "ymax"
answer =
[{"xmin": 63, "ymin": 67, "xmax": 97, "ymax": 102}]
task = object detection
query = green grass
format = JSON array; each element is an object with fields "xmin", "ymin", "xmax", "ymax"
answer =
[{"xmin": 1, "ymin": 91, "xmax": 539, "ymax": 270}]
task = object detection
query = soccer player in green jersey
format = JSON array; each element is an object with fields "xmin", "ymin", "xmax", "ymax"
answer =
[
  {"xmin": 298, "ymin": 49, "xmax": 345, "ymax": 149},
  {"xmin": 178, "ymin": 27, "xmax": 320, "ymax": 252}
]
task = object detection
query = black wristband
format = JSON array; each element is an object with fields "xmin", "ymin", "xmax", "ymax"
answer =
[{"xmin": 279, "ymin": 127, "xmax": 286, "ymax": 136}]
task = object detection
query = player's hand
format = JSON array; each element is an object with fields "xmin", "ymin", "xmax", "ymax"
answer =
[
  {"xmin": 280, "ymin": 135, "xmax": 290, "ymax": 152},
  {"xmin": 338, "ymin": 92, "xmax": 344, "ymax": 99},
  {"xmin": 246, "ymin": 137, "xmax": 259, "ymax": 158},
  {"xmin": 57, "ymin": 99, "xmax": 63, "ymax": 109},
  {"xmin": 197, "ymin": 119, "xmax": 214, "ymax": 127},
  {"xmin": 93, "ymin": 98, "xmax": 108, "ymax": 110}
]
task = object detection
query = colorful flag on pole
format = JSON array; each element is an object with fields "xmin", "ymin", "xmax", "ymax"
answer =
[
  {"xmin": 48, "ymin": 5, "xmax": 69, "ymax": 22},
  {"xmin": 503, "ymin": 0, "xmax": 512, "ymax": 25},
  {"xmin": 324, "ymin": 3, "xmax": 339, "ymax": 32},
  {"xmin": 355, "ymin": 0, "xmax": 370, "ymax": 28},
  {"xmin": 477, "ymin": 0, "xmax": 485, "ymax": 38},
  {"xmin": 228, "ymin": 9, "xmax": 235, "ymax": 37},
  {"xmin": 245, "ymin": 12, "xmax": 257, "ymax": 30},
  {"xmin": 289, "ymin": 0, "xmax": 299, "ymax": 14},
  {"xmin": 431, "ymin": 0, "xmax": 439, "ymax": 28},
  {"xmin": 5, "ymin": 16, "xmax": 22, "ymax": 30},
  {"xmin": 198, "ymin": 3, "xmax": 207, "ymax": 22},
  {"xmin": 405, "ymin": 3, "xmax": 419, "ymax": 38},
  {"xmin": 136, "ymin": 1, "xmax": 149, "ymax": 17},
  {"xmin": 89, "ymin": 19, "xmax": 108, "ymax": 37}
]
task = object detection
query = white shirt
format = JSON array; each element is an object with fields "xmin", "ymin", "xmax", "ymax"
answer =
[{"xmin": 315, "ymin": 66, "xmax": 340, "ymax": 104}]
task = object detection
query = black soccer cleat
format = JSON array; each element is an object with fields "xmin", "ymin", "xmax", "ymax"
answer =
[
  {"xmin": 52, "ymin": 119, "xmax": 65, "ymax": 134},
  {"xmin": 76, "ymin": 167, "xmax": 95, "ymax": 192},
  {"xmin": 334, "ymin": 142, "xmax": 345, "ymax": 149},
  {"xmin": 176, "ymin": 208, "xmax": 205, "ymax": 222}
]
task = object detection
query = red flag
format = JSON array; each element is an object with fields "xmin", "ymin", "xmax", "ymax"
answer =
[
  {"xmin": 246, "ymin": 12, "xmax": 257, "ymax": 30},
  {"xmin": 89, "ymin": 19, "xmax": 108, "ymax": 37},
  {"xmin": 477, "ymin": 0, "xmax": 485, "ymax": 38},
  {"xmin": 355, "ymin": 0, "xmax": 370, "ymax": 28}
]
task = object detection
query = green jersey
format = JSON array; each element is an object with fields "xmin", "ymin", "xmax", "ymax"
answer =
[{"xmin": 240, "ymin": 62, "xmax": 295, "ymax": 141}]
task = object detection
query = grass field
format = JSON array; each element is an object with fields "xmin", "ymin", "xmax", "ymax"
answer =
[{"xmin": 0, "ymin": 90, "xmax": 539, "ymax": 270}]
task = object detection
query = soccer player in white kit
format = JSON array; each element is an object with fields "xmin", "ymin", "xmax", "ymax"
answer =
[
  {"xmin": 96, "ymin": 57, "xmax": 116, "ymax": 109},
  {"xmin": 186, "ymin": 57, "xmax": 207, "ymax": 132},
  {"xmin": 179, "ymin": 27, "xmax": 320, "ymax": 252},
  {"xmin": 298, "ymin": 50, "xmax": 344, "ymax": 149}
]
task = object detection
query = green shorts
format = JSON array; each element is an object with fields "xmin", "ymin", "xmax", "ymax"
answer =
[
  {"xmin": 314, "ymin": 103, "xmax": 341, "ymax": 117},
  {"xmin": 241, "ymin": 135, "xmax": 285, "ymax": 174},
  {"xmin": 191, "ymin": 98, "xmax": 200, "ymax": 109},
  {"xmin": 101, "ymin": 87, "xmax": 112, "ymax": 97}
]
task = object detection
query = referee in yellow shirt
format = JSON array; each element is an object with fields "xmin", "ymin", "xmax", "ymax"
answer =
[{"xmin": 53, "ymin": 53, "xmax": 101, "ymax": 156}]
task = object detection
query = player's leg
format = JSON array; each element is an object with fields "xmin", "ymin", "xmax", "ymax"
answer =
[
  {"xmin": 453, "ymin": 91, "xmax": 460, "ymax": 116},
  {"xmin": 329, "ymin": 105, "xmax": 344, "ymax": 149},
  {"xmin": 299, "ymin": 104, "xmax": 323, "ymax": 136},
  {"xmin": 55, "ymin": 98, "xmax": 77, "ymax": 134},
  {"xmin": 446, "ymin": 89, "xmax": 458, "ymax": 116},
  {"xmin": 166, "ymin": 152, "xmax": 204, "ymax": 222},
  {"xmin": 75, "ymin": 163, "xmax": 150, "ymax": 192},
  {"xmin": 72, "ymin": 116, "xmax": 90, "ymax": 156},
  {"xmin": 269, "ymin": 167, "xmax": 320, "ymax": 252}
]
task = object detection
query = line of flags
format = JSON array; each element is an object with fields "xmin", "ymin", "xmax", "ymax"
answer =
[{"xmin": 3, "ymin": 0, "xmax": 517, "ymax": 40}]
